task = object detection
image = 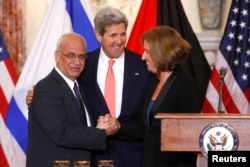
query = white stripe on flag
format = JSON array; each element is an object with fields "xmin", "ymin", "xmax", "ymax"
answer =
[{"xmin": 0, "ymin": 61, "xmax": 15, "ymax": 103}]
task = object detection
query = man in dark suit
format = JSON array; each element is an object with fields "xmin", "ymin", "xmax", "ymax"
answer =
[
  {"xmin": 26, "ymin": 33, "xmax": 118, "ymax": 167},
  {"xmin": 78, "ymin": 7, "xmax": 151, "ymax": 167}
]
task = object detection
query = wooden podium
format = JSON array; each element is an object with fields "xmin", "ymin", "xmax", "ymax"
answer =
[{"xmin": 155, "ymin": 113, "xmax": 250, "ymax": 167}]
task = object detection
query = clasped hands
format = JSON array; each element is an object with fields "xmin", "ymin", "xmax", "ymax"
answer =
[
  {"xmin": 26, "ymin": 88, "xmax": 121, "ymax": 136},
  {"xmin": 96, "ymin": 114, "xmax": 121, "ymax": 136}
]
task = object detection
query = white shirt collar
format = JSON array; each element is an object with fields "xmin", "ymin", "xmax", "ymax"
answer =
[
  {"xmin": 55, "ymin": 66, "xmax": 76, "ymax": 90},
  {"xmin": 99, "ymin": 47, "xmax": 125, "ymax": 66}
]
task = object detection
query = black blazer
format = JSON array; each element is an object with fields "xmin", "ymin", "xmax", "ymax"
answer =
[
  {"xmin": 78, "ymin": 48, "xmax": 151, "ymax": 167},
  {"xmin": 26, "ymin": 69, "xmax": 106, "ymax": 167},
  {"xmin": 142, "ymin": 68, "xmax": 202, "ymax": 167}
]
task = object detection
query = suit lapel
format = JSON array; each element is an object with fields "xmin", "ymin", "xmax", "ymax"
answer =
[
  {"xmin": 151, "ymin": 71, "xmax": 179, "ymax": 115},
  {"xmin": 87, "ymin": 49, "xmax": 105, "ymax": 99},
  {"xmin": 52, "ymin": 69, "xmax": 91, "ymax": 126},
  {"xmin": 86, "ymin": 49, "xmax": 110, "ymax": 115},
  {"xmin": 52, "ymin": 69, "xmax": 76, "ymax": 101},
  {"xmin": 121, "ymin": 50, "xmax": 142, "ymax": 117}
]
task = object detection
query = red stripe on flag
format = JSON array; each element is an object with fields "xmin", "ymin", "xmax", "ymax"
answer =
[
  {"xmin": 126, "ymin": 0, "xmax": 157, "ymax": 54},
  {"xmin": 244, "ymin": 89, "xmax": 250, "ymax": 103},
  {"xmin": 0, "ymin": 88, "xmax": 8, "ymax": 119},
  {"xmin": 209, "ymin": 69, "xmax": 220, "ymax": 93},
  {"xmin": 202, "ymin": 97, "xmax": 216, "ymax": 113},
  {"xmin": 223, "ymin": 84, "xmax": 240, "ymax": 113},
  {"xmin": 4, "ymin": 59, "xmax": 18, "ymax": 85},
  {"xmin": 0, "ymin": 145, "xmax": 9, "ymax": 167}
]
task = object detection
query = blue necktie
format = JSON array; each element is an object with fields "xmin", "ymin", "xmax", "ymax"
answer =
[{"xmin": 73, "ymin": 82, "xmax": 87, "ymax": 125}]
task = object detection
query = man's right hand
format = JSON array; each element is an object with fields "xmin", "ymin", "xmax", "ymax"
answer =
[
  {"xmin": 26, "ymin": 88, "xmax": 34, "ymax": 105},
  {"xmin": 96, "ymin": 114, "xmax": 121, "ymax": 136}
]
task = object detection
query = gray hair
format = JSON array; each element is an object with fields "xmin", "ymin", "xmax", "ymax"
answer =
[
  {"xmin": 94, "ymin": 6, "xmax": 128, "ymax": 36},
  {"xmin": 56, "ymin": 32, "xmax": 87, "ymax": 50}
]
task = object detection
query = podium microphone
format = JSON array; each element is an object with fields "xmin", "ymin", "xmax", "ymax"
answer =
[{"xmin": 218, "ymin": 67, "xmax": 227, "ymax": 113}]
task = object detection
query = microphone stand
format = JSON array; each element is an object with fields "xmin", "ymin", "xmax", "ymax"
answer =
[{"xmin": 218, "ymin": 67, "xmax": 227, "ymax": 113}]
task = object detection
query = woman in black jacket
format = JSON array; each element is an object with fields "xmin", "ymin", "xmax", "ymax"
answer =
[{"xmin": 141, "ymin": 26, "xmax": 202, "ymax": 167}]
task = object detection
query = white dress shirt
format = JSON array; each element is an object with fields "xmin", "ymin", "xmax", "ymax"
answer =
[
  {"xmin": 55, "ymin": 66, "xmax": 91, "ymax": 126},
  {"xmin": 97, "ymin": 48, "xmax": 124, "ymax": 118}
]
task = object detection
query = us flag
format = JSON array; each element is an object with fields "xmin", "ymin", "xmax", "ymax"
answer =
[
  {"xmin": 203, "ymin": 0, "xmax": 250, "ymax": 113},
  {"xmin": 0, "ymin": 30, "xmax": 20, "ymax": 166}
]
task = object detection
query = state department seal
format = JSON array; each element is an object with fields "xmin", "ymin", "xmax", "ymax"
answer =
[{"xmin": 199, "ymin": 122, "xmax": 239, "ymax": 158}]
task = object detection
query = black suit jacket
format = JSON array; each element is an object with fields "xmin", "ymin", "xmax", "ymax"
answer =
[
  {"xmin": 78, "ymin": 48, "xmax": 151, "ymax": 167},
  {"xmin": 26, "ymin": 69, "xmax": 106, "ymax": 167},
  {"xmin": 142, "ymin": 68, "xmax": 202, "ymax": 167}
]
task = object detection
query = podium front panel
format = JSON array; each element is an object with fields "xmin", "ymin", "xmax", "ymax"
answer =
[{"xmin": 155, "ymin": 113, "xmax": 250, "ymax": 152}]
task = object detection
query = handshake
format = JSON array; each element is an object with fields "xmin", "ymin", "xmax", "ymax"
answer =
[
  {"xmin": 96, "ymin": 114, "xmax": 121, "ymax": 136},
  {"xmin": 26, "ymin": 88, "xmax": 120, "ymax": 136}
]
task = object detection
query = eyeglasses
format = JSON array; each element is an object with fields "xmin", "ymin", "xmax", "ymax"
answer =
[{"xmin": 58, "ymin": 50, "xmax": 88, "ymax": 60}]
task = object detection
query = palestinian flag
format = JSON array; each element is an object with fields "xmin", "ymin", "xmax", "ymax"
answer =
[{"xmin": 127, "ymin": 0, "xmax": 211, "ymax": 100}]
